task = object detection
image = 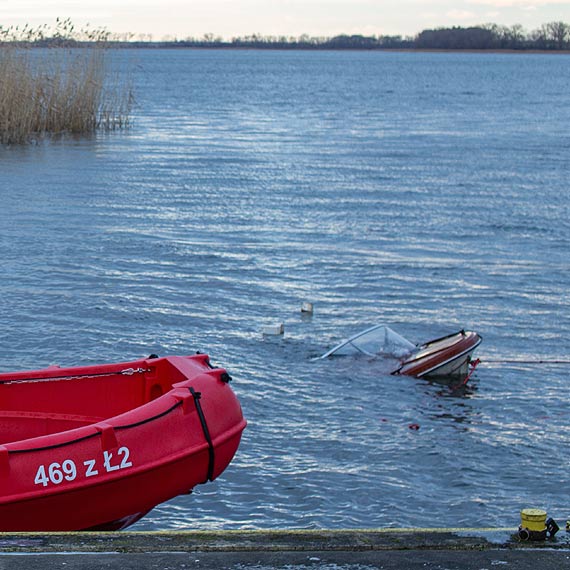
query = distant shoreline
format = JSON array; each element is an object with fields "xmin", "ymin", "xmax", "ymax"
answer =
[
  {"xmin": 111, "ymin": 44, "xmax": 570, "ymax": 54},
  {"xmin": 110, "ymin": 24, "xmax": 570, "ymax": 52},
  {"xmin": 7, "ymin": 23, "xmax": 570, "ymax": 52}
]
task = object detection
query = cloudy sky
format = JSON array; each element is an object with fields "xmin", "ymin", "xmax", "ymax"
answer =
[{"xmin": 1, "ymin": 0, "xmax": 569, "ymax": 40}]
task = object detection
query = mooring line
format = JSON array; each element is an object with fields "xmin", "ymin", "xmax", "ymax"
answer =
[{"xmin": 482, "ymin": 359, "xmax": 570, "ymax": 365}]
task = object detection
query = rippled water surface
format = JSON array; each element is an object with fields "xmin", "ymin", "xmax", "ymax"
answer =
[{"xmin": 1, "ymin": 49, "xmax": 570, "ymax": 530}]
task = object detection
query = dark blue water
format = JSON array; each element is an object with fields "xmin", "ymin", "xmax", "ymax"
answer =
[{"xmin": 1, "ymin": 49, "xmax": 570, "ymax": 530}]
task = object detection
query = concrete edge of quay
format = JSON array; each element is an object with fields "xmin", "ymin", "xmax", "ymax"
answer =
[{"xmin": 0, "ymin": 528, "xmax": 569, "ymax": 554}]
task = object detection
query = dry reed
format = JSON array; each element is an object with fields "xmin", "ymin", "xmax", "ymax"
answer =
[{"xmin": 0, "ymin": 20, "xmax": 132, "ymax": 144}]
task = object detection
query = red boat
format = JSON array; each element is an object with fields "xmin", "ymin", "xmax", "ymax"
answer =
[
  {"xmin": 392, "ymin": 330, "xmax": 482, "ymax": 379},
  {"xmin": 0, "ymin": 354, "xmax": 246, "ymax": 531}
]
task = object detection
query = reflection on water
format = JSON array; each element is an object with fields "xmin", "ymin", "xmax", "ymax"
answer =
[{"xmin": 1, "ymin": 49, "xmax": 570, "ymax": 530}]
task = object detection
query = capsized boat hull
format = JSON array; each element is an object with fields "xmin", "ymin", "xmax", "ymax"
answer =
[
  {"xmin": 392, "ymin": 330, "xmax": 482, "ymax": 379},
  {"xmin": 0, "ymin": 354, "xmax": 246, "ymax": 531}
]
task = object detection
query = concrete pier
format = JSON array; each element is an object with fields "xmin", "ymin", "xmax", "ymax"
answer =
[{"xmin": 0, "ymin": 528, "xmax": 568, "ymax": 569}]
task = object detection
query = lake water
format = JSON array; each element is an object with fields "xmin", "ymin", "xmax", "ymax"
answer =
[{"xmin": 1, "ymin": 49, "xmax": 570, "ymax": 530}]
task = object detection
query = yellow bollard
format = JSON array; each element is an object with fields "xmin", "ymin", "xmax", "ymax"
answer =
[
  {"xmin": 520, "ymin": 508, "xmax": 547, "ymax": 532},
  {"xmin": 519, "ymin": 508, "xmax": 547, "ymax": 541}
]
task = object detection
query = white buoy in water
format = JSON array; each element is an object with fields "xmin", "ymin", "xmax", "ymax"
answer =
[
  {"xmin": 261, "ymin": 323, "xmax": 284, "ymax": 336},
  {"xmin": 301, "ymin": 302, "xmax": 314, "ymax": 314}
]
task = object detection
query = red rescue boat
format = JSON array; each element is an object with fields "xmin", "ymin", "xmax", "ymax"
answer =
[
  {"xmin": 392, "ymin": 330, "xmax": 482, "ymax": 379},
  {"xmin": 0, "ymin": 354, "xmax": 246, "ymax": 531}
]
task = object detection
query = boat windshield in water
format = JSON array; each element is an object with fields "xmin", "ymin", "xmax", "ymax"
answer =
[{"xmin": 319, "ymin": 324, "xmax": 416, "ymax": 359}]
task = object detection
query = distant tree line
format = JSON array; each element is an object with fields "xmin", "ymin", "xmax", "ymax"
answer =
[
  {"xmin": 1, "ymin": 20, "xmax": 569, "ymax": 51},
  {"xmin": 168, "ymin": 33, "xmax": 414, "ymax": 50},
  {"xmin": 138, "ymin": 22, "xmax": 570, "ymax": 51},
  {"xmin": 415, "ymin": 22, "xmax": 570, "ymax": 50}
]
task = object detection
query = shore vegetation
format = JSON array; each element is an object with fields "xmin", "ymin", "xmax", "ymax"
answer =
[{"xmin": 0, "ymin": 18, "xmax": 132, "ymax": 145}]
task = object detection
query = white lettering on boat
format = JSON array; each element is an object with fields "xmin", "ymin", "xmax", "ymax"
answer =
[
  {"xmin": 103, "ymin": 450, "xmax": 120, "ymax": 472},
  {"xmin": 33, "ymin": 447, "xmax": 133, "ymax": 487},
  {"xmin": 83, "ymin": 458, "xmax": 98, "ymax": 478},
  {"xmin": 119, "ymin": 446, "xmax": 133, "ymax": 469}
]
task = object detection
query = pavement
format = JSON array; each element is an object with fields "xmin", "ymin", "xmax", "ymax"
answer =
[{"xmin": 0, "ymin": 528, "xmax": 569, "ymax": 569}]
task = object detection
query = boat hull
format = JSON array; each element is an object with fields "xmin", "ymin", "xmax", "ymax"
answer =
[
  {"xmin": 0, "ymin": 354, "xmax": 246, "ymax": 531},
  {"xmin": 392, "ymin": 330, "xmax": 482, "ymax": 379}
]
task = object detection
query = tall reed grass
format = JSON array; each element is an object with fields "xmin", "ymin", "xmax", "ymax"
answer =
[{"xmin": 0, "ymin": 20, "xmax": 133, "ymax": 144}]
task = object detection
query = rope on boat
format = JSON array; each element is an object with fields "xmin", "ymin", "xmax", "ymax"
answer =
[
  {"xmin": 0, "ymin": 367, "xmax": 150, "ymax": 385},
  {"xmin": 190, "ymin": 387, "xmax": 215, "ymax": 482},
  {"xmin": 448, "ymin": 358, "xmax": 481, "ymax": 391}
]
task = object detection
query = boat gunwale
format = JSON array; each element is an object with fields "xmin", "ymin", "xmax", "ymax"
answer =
[
  {"xmin": 0, "ymin": 356, "xmax": 227, "ymax": 455},
  {"xmin": 6, "ymin": 399, "xmax": 184, "ymax": 455}
]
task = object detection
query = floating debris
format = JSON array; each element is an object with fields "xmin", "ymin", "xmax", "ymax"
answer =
[{"xmin": 261, "ymin": 323, "xmax": 285, "ymax": 336}]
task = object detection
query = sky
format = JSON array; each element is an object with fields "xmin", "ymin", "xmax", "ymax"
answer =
[{"xmin": 1, "ymin": 0, "xmax": 570, "ymax": 40}]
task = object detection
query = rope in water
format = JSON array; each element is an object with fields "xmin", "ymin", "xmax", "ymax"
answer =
[{"xmin": 482, "ymin": 359, "xmax": 570, "ymax": 365}]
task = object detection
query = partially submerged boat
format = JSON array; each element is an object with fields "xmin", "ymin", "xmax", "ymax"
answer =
[
  {"xmin": 0, "ymin": 354, "xmax": 246, "ymax": 531},
  {"xmin": 320, "ymin": 325, "xmax": 482, "ymax": 381},
  {"xmin": 392, "ymin": 330, "xmax": 482, "ymax": 379}
]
